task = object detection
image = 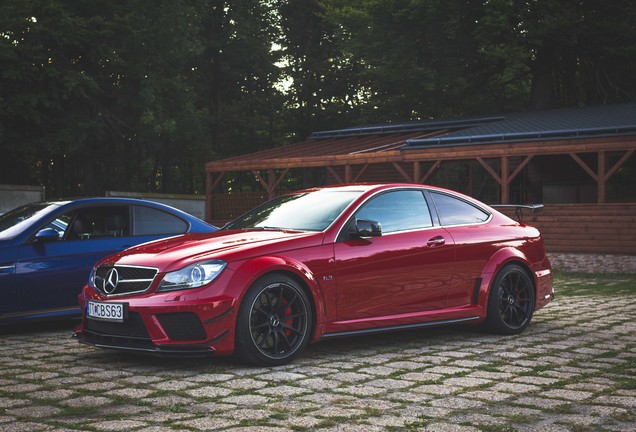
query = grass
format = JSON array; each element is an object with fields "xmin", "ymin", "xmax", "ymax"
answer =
[{"xmin": 554, "ymin": 271, "xmax": 636, "ymax": 296}]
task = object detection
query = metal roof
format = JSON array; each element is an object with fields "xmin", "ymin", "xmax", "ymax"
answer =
[
  {"xmin": 405, "ymin": 103, "xmax": 636, "ymax": 148},
  {"xmin": 206, "ymin": 103, "xmax": 636, "ymax": 172}
]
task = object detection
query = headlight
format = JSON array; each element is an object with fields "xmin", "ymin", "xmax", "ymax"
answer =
[{"xmin": 157, "ymin": 260, "xmax": 226, "ymax": 292}]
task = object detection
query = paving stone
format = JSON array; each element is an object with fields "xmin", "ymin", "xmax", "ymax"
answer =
[
  {"xmin": 461, "ymin": 390, "xmax": 513, "ymax": 401},
  {"xmin": 1, "ymin": 291, "xmax": 635, "ymax": 431},
  {"xmin": 491, "ymin": 382, "xmax": 541, "ymax": 394},
  {"xmin": 429, "ymin": 396, "xmax": 484, "ymax": 409},
  {"xmin": 257, "ymin": 384, "xmax": 308, "ymax": 397},
  {"xmin": 0, "ymin": 421, "xmax": 49, "ymax": 432},
  {"xmin": 412, "ymin": 383, "xmax": 460, "ymax": 395},
  {"xmin": 443, "ymin": 376, "xmax": 491, "ymax": 388},
  {"xmin": 177, "ymin": 417, "xmax": 236, "ymax": 430},
  {"xmin": 151, "ymin": 379, "xmax": 197, "ymax": 391},
  {"xmin": 30, "ymin": 389, "xmax": 75, "ymax": 400},
  {"xmin": 60, "ymin": 395, "xmax": 112, "ymax": 407},
  {"xmin": 88, "ymin": 420, "xmax": 147, "ymax": 431},
  {"xmin": 365, "ymin": 378, "xmax": 414, "ymax": 389},
  {"xmin": 425, "ymin": 366, "xmax": 470, "ymax": 375},
  {"xmin": 221, "ymin": 394, "xmax": 271, "ymax": 405},
  {"xmin": 286, "ymin": 415, "xmax": 323, "ymax": 429},
  {"xmin": 332, "ymin": 384, "xmax": 386, "ymax": 397},
  {"xmin": 106, "ymin": 387, "xmax": 155, "ymax": 398},
  {"xmin": 543, "ymin": 389, "xmax": 594, "ymax": 401},
  {"xmin": 185, "ymin": 385, "xmax": 233, "ymax": 399},
  {"xmin": 0, "ymin": 397, "xmax": 31, "ymax": 408},
  {"xmin": 421, "ymin": 422, "xmax": 480, "ymax": 431},
  {"xmin": 6, "ymin": 405, "xmax": 61, "ymax": 418}
]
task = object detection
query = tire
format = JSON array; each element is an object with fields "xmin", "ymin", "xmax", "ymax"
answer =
[
  {"xmin": 234, "ymin": 274, "xmax": 312, "ymax": 366},
  {"xmin": 485, "ymin": 264, "xmax": 535, "ymax": 335}
]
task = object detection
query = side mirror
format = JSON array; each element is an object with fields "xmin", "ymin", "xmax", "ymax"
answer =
[
  {"xmin": 352, "ymin": 218, "xmax": 382, "ymax": 238},
  {"xmin": 35, "ymin": 228, "xmax": 60, "ymax": 242}
]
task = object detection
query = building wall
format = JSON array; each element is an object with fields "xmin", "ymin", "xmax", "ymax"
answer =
[{"xmin": 0, "ymin": 184, "xmax": 46, "ymax": 214}]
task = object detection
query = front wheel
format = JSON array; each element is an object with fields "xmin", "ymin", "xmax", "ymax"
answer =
[
  {"xmin": 234, "ymin": 274, "xmax": 312, "ymax": 366},
  {"xmin": 485, "ymin": 264, "xmax": 535, "ymax": 335}
]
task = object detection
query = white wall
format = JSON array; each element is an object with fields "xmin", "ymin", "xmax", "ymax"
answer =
[{"xmin": 0, "ymin": 184, "xmax": 46, "ymax": 214}]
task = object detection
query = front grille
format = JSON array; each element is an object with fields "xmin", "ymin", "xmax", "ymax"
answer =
[
  {"xmin": 94, "ymin": 265, "xmax": 158, "ymax": 296},
  {"xmin": 156, "ymin": 313, "xmax": 207, "ymax": 341},
  {"xmin": 86, "ymin": 312, "xmax": 150, "ymax": 338}
]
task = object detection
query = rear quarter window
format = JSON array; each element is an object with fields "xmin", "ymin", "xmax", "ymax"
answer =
[
  {"xmin": 430, "ymin": 192, "xmax": 490, "ymax": 226},
  {"xmin": 133, "ymin": 206, "xmax": 188, "ymax": 235}
]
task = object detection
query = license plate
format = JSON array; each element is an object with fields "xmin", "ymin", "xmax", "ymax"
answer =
[{"xmin": 86, "ymin": 301, "xmax": 127, "ymax": 322}]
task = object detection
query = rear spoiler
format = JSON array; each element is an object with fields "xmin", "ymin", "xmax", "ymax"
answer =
[{"xmin": 490, "ymin": 204, "xmax": 544, "ymax": 222}]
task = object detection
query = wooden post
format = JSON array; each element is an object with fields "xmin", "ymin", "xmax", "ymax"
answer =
[
  {"xmin": 598, "ymin": 151, "xmax": 606, "ymax": 203},
  {"xmin": 501, "ymin": 156, "xmax": 509, "ymax": 204},
  {"xmin": 205, "ymin": 172, "xmax": 225, "ymax": 223},
  {"xmin": 205, "ymin": 171, "xmax": 213, "ymax": 222}
]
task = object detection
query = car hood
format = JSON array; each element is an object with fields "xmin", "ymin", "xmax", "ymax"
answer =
[{"xmin": 106, "ymin": 229, "xmax": 323, "ymax": 271}]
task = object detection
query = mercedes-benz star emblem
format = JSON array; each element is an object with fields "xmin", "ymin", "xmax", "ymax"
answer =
[{"xmin": 102, "ymin": 268, "xmax": 119, "ymax": 294}]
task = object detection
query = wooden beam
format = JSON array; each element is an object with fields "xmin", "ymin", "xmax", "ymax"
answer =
[
  {"xmin": 344, "ymin": 165, "xmax": 352, "ymax": 183},
  {"xmin": 252, "ymin": 170, "xmax": 270, "ymax": 195},
  {"xmin": 419, "ymin": 160, "xmax": 442, "ymax": 184},
  {"xmin": 477, "ymin": 157, "xmax": 501, "ymax": 184},
  {"xmin": 352, "ymin": 164, "xmax": 369, "ymax": 182},
  {"xmin": 569, "ymin": 153, "xmax": 598, "ymax": 181},
  {"xmin": 269, "ymin": 168, "xmax": 290, "ymax": 192},
  {"xmin": 206, "ymin": 136, "xmax": 636, "ymax": 173},
  {"xmin": 605, "ymin": 149, "xmax": 635, "ymax": 180},
  {"xmin": 508, "ymin": 155, "xmax": 533, "ymax": 182},
  {"xmin": 392, "ymin": 162, "xmax": 412, "ymax": 182},
  {"xmin": 326, "ymin": 166, "xmax": 343, "ymax": 183}
]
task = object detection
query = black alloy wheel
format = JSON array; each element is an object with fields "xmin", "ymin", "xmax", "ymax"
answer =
[
  {"xmin": 235, "ymin": 274, "xmax": 312, "ymax": 366},
  {"xmin": 486, "ymin": 264, "xmax": 535, "ymax": 335}
]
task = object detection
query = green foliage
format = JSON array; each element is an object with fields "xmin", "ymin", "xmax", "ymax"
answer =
[
  {"xmin": 1, "ymin": 0, "xmax": 635, "ymax": 197},
  {"xmin": 0, "ymin": 0, "xmax": 282, "ymax": 197}
]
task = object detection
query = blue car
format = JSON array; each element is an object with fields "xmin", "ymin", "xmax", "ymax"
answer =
[{"xmin": 0, "ymin": 198, "xmax": 217, "ymax": 323}]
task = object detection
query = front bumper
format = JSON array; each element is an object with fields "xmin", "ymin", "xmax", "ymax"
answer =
[
  {"xmin": 73, "ymin": 330, "xmax": 221, "ymax": 358},
  {"xmin": 74, "ymin": 286, "xmax": 237, "ymax": 357}
]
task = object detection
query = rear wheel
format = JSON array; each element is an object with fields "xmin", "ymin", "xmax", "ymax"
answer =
[
  {"xmin": 235, "ymin": 274, "xmax": 312, "ymax": 366},
  {"xmin": 486, "ymin": 264, "xmax": 535, "ymax": 334}
]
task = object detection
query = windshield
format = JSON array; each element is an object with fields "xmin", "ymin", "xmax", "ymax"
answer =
[
  {"xmin": 0, "ymin": 203, "xmax": 60, "ymax": 239},
  {"xmin": 224, "ymin": 190, "xmax": 363, "ymax": 232}
]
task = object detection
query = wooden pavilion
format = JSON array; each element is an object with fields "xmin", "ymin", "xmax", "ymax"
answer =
[{"xmin": 205, "ymin": 103, "xmax": 636, "ymax": 261}]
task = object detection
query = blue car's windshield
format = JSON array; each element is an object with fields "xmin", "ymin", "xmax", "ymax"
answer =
[
  {"xmin": 0, "ymin": 203, "xmax": 60, "ymax": 239},
  {"xmin": 224, "ymin": 190, "xmax": 363, "ymax": 232}
]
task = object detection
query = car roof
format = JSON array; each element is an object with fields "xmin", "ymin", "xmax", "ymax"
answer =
[{"xmin": 41, "ymin": 197, "xmax": 213, "ymax": 225}]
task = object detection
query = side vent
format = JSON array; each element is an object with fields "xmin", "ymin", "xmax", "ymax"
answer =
[{"xmin": 472, "ymin": 278, "xmax": 482, "ymax": 304}]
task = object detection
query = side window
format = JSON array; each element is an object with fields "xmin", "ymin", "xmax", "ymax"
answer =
[
  {"xmin": 133, "ymin": 205, "xmax": 188, "ymax": 235},
  {"xmin": 430, "ymin": 192, "xmax": 490, "ymax": 226},
  {"xmin": 355, "ymin": 190, "xmax": 432, "ymax": 234},
  {"xmin": 66, "ymin": 206, "xmax": 130, "ymax": 240}
]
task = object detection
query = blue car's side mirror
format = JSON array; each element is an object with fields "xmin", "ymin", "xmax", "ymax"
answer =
[{"xmin": 35, "ymin": 228, "xmax": 61, "ymax": 242}]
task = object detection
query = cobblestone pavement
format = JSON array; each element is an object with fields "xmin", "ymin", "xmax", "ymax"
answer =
[{"xmin": 0, "ymin": 294, "xmax": 635, "ymax": 432}]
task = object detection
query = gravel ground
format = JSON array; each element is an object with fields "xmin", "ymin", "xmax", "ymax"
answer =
[{"xmin": 0, "ymin": 291, "xmax": 635, "ymax": 431}]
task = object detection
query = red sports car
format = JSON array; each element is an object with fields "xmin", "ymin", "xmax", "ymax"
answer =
[{"xmin": 74, "ymin": 184, "xmax": 553, "ymax": 366}]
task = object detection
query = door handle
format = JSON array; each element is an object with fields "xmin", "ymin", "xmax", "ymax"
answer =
[{"xmin": 426, "ymin": 236, "xmax": 445, "ymax": 247}]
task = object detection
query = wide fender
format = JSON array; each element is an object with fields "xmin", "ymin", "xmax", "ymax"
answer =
[
  {"xmin": 225, "ymin": 255, "xmax": 327, "ymax": 329},
  {"xmin": 475, "ymin": 247, "xmax": 531, "ymax": 311}
]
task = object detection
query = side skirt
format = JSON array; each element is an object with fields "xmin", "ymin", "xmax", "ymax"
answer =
[{"xmin": 320, "ymin": 316, "xmax": 480, "ymax": 339}]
